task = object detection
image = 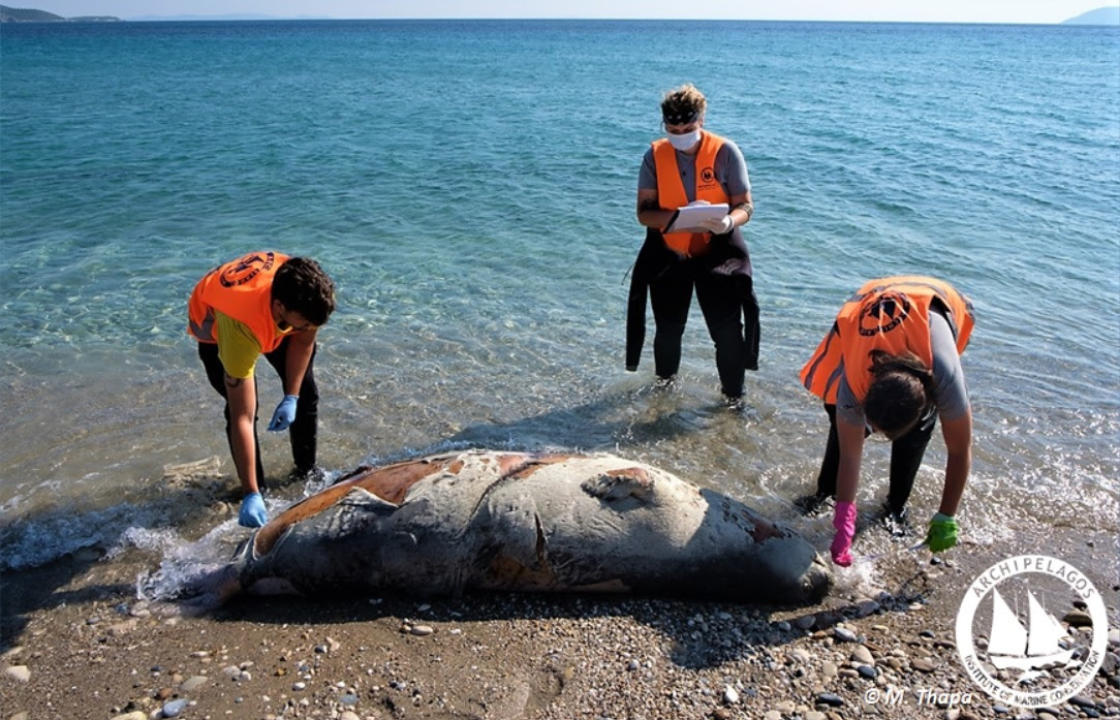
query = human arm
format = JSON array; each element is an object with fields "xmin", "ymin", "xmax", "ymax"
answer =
[
  {"xmin": 938, "ymin": 410, "xmax": 971, "ymax": 516},
  {"xmin": 834, "ymin": 414, "xmax": 865, "ymax": 504},
  {"xmin": 829, "ymin": 415, "xmax": 865, "ymax": 565},
  {"xmin": 282, "ymin": 328, "xmax": 316, "ymax": 396},
  {"xmin": 924, "ymin": 409, "xmax": 971, "ymax": 551},
  {"xmin": 924, "ymin": 313, "xmax": 971, "ymax": 550},
  {"xmin": 226, "ymin": 375, "xmax": 268, "ymax": 527},
  {"xmin": 213, "ymin": 313, "xmax": 270, "ymax": 527},
  {"xmin": 636, "ymin": 187, "xmax": 680, "ymax": 233},
  {"xmin": 635, "ymin": 149, "xmax": 679, "ymax": 233},
  {"xmin": 224, "ymin": 372, "xmax": 260, "ymax": 496},
  {"xmin": 212, "ymin": 314, "xmax": 262, "ymax": 495},
  {"xmin": 696, "ymin": 190, "xmax": 753, "ymax": 235},
  {"xmin": 267, "ymin": 328, "xmax": 317, "ymax": 431}
]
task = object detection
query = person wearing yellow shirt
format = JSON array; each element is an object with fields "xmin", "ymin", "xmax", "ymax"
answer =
[{"xmin": 188, "ymin": 251, "xmax": 336, "ymax": 527}]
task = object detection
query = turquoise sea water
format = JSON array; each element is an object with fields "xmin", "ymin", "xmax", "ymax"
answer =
[{"xmin": 1, "ymin": 20, "xmax": 1118, "ymax": 572}]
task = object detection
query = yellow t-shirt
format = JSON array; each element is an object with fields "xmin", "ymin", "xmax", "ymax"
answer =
[{"xmin": 215, "ymin": 310, "xmax": 263, "ymax": 379}]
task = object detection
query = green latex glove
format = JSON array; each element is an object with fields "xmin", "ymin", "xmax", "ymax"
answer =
[{"xmin": 926, "ymin": 512, "xmax": 959, "ymax": 552}]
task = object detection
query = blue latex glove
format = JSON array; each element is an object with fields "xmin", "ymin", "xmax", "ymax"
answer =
[
  {"xmin": 926, "ymin": 512, "xmax": 959, "ymax": 552},
  {"xmin": 238, "ymin": 492, "xmax": 268, "ymax": 528},
  {"xmin": 268, "ymin": 394, "xmax": 298, "ymax": 431}
]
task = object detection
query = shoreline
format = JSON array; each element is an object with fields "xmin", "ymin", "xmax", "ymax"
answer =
[{"xmin": 2, "ymin": 496, "xmax": 1117, "ymax": 720}]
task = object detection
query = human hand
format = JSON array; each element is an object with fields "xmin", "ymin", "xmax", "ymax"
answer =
[
  {"xmin": 698, "ymin": 214, "xmax": 735, "ymax": 235},
  {"xmin": 830, "ymin": 500, "xmax": 857, "ymax": 566},
  {"xmin": 238, "ymin": 492, "xmax": 268, "ymax": 528},
  {"xmin": 925, "ymin": 512, "xmax": 959, "ymax": 552},
  {"xmin": 268, "ymin": 394, "xmax": 298, "ymax": 431}
]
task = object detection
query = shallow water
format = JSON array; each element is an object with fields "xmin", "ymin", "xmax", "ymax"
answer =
[{"xmin": 1, "ymin": 19, "xmax": 1117, "ymax": 572}]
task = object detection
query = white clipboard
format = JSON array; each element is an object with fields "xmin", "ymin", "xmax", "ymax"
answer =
[{"xmin": 667, "ymin": 203, "xmax": 729, "ymax": 232}]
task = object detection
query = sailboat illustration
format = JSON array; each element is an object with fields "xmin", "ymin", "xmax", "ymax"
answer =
[{"xmin": 986, "ymin": 588, "xmax": 1076, "ymax": 670}]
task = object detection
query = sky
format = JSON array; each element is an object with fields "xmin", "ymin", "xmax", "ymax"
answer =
[{"xmin": 24, "ymin": 0, "xmax": 1117, "ymax": 24}]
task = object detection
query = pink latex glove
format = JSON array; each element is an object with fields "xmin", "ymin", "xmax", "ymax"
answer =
[{"xmin": 831, "ymin": 500, "xmax": 857, "ymax": 566}]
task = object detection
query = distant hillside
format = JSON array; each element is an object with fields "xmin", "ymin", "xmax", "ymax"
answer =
[
  {"xmin": 1063, "ymin": 6, "xmax": 1120, "ymax": 25},
  {"xmin": 0, "ymin": 4, "xmax": 119, "ymax": 21},
  {"xmin": 0, "ymin": 4, "xmax": 62, "ymax": 21}
]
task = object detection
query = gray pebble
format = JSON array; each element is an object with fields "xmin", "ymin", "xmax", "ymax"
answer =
[
  {"xmin": 834, "ymin": 627, "xmax": 858, "ymax": 643},
  {"xmin": 911, "ymin": 657, "xmax": 937, "ymax": 672},
  {"xmin": 3, "ymin": 665, "xmax": 30, "ymax": 682},
  {"xmin": 180, "ymin": 675, "xmax": 208, "ymax": 692},
  {"xmin": 856, "ymin": 600, "xmax": 881, "ymax": 617},
  {"xmin": 161, "ymin": 698, "xmax": 189, "ymax": 717},
  {"xmin": 857, "ymin": 665, "xmax": 878, "ymax": 679},
  {"xmin": 1069, "ymin": 696, "xmax": 1099, "ymax": 710},
  {"xmin": 795, "ymin": 615, "xmax": 817, "ymax": 630},
  {"xmin": 816, "ymin": 692, "xmax": 844, "ymax": 706},
  {"xmin": 1062, "ymin": 610, "xmax": 1092, "ymax": 627}
]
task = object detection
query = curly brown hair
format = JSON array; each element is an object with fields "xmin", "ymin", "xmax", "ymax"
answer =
[
  {"xmin": 271, "ymin": 257, "xmax": 336, "ymax": 327},
  {"xmin": 660, "ymin": 83, "xmax": 707, "ymax": 125},
  {"xmin": 863, "ymin": 350, "xmax": 935, "ymax": 439}
]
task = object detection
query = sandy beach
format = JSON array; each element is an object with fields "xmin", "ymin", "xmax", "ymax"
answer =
[{"xmin": 2, "ymin": 465, "xmax": 1117, "ymax": 720}]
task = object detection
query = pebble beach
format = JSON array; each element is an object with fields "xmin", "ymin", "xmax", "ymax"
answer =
[{"xmin": 2, "ymin": 467, "xmax": 1117, "ymax": 720}]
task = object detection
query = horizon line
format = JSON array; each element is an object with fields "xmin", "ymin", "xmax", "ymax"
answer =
[{"xmin": 99, "ymin": 16, "xmax": 1117, "ymax": 26}]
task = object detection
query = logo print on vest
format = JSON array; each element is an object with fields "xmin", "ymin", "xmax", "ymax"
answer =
[
  {"xmin": 219, "ymin": 252, "xmax": 276, "ymax": 288},
  {"xmin": 699, "ymin": 166, "xmax": 716, "ymax": 187},
  {"xmin": 858, "ymin": 291, "xmax": 912, "ymax": 337}
]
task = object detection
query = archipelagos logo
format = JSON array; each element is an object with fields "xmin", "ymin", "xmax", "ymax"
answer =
[{"xmin": 955, "ymin": 555, "xmax": 1109, "ymax": 708}]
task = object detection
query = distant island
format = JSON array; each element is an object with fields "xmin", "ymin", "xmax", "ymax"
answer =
[
  {"xmin": 1063, "ymin": 6, "xmax": 1120, "ymax": 25},
  {"xmin": 0, "ymin": 4, "xmax": 119, "ymax": 21}
]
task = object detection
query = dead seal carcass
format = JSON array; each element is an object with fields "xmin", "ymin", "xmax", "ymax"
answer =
[{"xmin": 209, "ymin": 450, "xmax": 830, "ymax": 605}]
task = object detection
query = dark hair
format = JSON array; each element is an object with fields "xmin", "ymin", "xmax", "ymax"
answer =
[
  {"xmin": 660, "ymin": 83, "xmax": 707, "ymax": 125},
  {"xmin": 271, "ymin": 257, "xmax": 335, "ymax": 327},
  {"xmin": 863, "ymin": 350, "xmax": 935, "ymax": 439}
]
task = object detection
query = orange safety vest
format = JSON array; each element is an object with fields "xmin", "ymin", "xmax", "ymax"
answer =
[
  {"xmin": 188, "ymin": 251, "xmax": 291, "ymax": 354},
  {"xmin": 653, "ymin": 130, "xmax": 730, "ymax": 257},
  {"xmin": 799, "ymin": 276, "xmax": 974, "ymax": 404}
]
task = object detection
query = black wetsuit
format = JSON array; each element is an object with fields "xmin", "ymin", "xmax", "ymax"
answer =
[{"xmin": 626, "ymin": 226, "xmax": 759, "ymax": 398}]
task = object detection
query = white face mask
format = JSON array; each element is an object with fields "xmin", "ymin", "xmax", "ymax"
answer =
[{"xmin": 667, "ymin": 128, "xmax": 701, "ymax": 151}]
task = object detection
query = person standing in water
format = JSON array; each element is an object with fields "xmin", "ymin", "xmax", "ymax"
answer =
[
  {"xmin": 188, "ymin": 251, "xmax": 336, "ymax": 528},
  {"xmin": 797, "ymin": 275, "xmax": 974, "ymax": 565},
  {"xmin": 626, "ymin": 83, "xmax": 759, "ymax": 404}
]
